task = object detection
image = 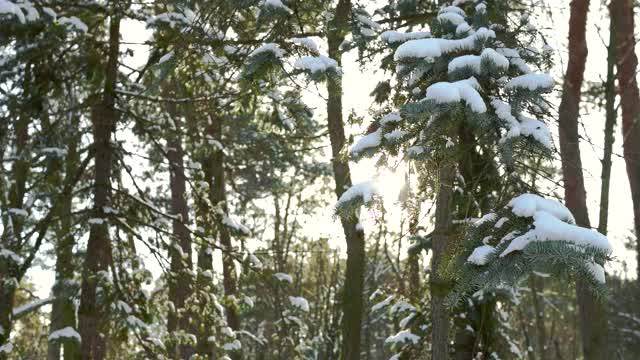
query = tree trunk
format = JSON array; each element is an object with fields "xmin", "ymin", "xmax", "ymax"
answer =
[
  {"xmin": 208, "ymin": 118, "xmax": 241, "ymax": 333},
  {"xmin": 610, "ymin": 0, "xmax": 640, "ymax": 282},
  {"xmin": 557, "ymin": 1, "xmax": 607, "ymax": 359},
  {"xmin": 0, "ymin": 64, "xmax": 32, "ymax": 356},
  {"xmin": 326, "ymin": 1, "xmax": 366, "ymax": 359},
  {"xmin": 164, "ymin": 83, "xmax": 194, "ymax": 359},
  {"xmin": 530, "ymin": 277, "xmax": 547, "ymax": 360},
  {"xmin": 597, "ymin": 9, "xmax": 617, "ymax": 236},
  {"xmin": 431, "ymin": 160, "xmax": 454, "ymax": 360},
  {"xmin": 48, "ymin": 114, "xmax": 80, "ymax": 360},
  {"xmin": 77, "ymin": 15, "xmax": 120, "ymax": 360}
]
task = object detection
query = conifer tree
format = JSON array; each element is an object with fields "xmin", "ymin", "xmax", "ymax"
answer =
[{"xmin": 341, "ymin": 1, "xmax": 612, "ymax": 358}]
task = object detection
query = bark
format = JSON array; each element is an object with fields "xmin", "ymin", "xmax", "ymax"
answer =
[
  {"xmin": 598, "ymin": 10, "xmax": 617, "ymax": 236},
  {"xmin": 207, "ymin": 118, "xmax": 241, "ymax": 333},
  {"xmin": 326, "ymin": 1, "xmax": 366, "ymax": 359},
  {"xmin": 610, "ymin": 0, "xmax": 640, "ymax": 281},
  {"xmin": 48, "ymin": 114, "xmax": 80, "ymax": 360},
  {"xmin": 557, "ymin": 1, "xmax": 607, "ymax": 359},
  {"xmin": 163, "ymin": 82, "xmax": 194, "ymax": 359},
  {"xmin": 0, "ymin": 64, "xmax": 32, "ymax": 355},
  {"xmin": 430, "ymin": 161, "xmax": 454, "ymax": 360},
  {"xmin": 77, "ymin": 15, "xmax": 120, "ymax": 360}
]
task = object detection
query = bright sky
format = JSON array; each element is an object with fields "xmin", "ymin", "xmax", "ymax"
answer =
[{"xmin": 25, "ymin": 1, "xmax": 638, "ymax": 300}]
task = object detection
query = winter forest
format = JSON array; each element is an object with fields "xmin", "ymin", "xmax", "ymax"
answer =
[{"xmin": 2, "ymin": 0, "xmax": 640, "ymax": 359}]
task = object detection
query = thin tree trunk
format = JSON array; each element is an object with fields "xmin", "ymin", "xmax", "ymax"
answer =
[
  {"xmin": 207, "ymin": 118, "xmax": 241, "ymax": 333},
  {"xmin": 77, "ymin": 15, "xmax": 120, "ymax": 360},
  {"xmin": 597, "ymin": 10, "xmax": 618, "ymax": 236},
  {"xmin": 430, "ymin": 161, "xmax": 454, "ymax": 360},
  {"xmin": 164, "ymin": 82, "xmax": 194, "ymax": 359},
  {"xmin": 326, "ymin": 1, "xmax": 366, "ymax": 359},
  {"xmin": 557, "ymin": 1, "xmax": 607, "ymax": 359},
  {"xmin": 530, "ymin": 277, "xmax": 547, "ymax": 360},
  {"xmin": 610, "ymin": 0, "xmax": 640, "ymax": 282}
]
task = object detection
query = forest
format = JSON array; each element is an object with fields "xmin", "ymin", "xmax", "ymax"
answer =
[{"xmin": 0, "ymin": 0, "xmax": 639, "ymax": 359}]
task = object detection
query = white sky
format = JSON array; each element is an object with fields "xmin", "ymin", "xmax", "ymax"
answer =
[{"xmin": 25, "ymin": 1, "xmax": 638, "ymax": 300}]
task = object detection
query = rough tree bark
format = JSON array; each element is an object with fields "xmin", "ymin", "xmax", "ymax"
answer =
[
  {"xmin": 326, "ymin": 1, "xmax": 366, "ymax": 358},
  {"xmin": 610, "ymin": 0, "xmax": 640, "ymax": 281},
  {"xmin": 431, "ymin": 160, "xmax": 454, "ymax": 360},
  {"xmin": 163, "ymin": 82, "xmax": 194, "ymax": 359},
  {"xmin": 77, "ymin": 15, "xmax": 120, "ymax": 360},
  {"xmin": 557, "ymin": 1, "xmax": 607, "ymax": 359}
]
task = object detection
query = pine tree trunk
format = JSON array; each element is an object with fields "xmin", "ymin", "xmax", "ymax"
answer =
[
  {"xmin": 557, "ymin": 1, "xmax": 608, "ymax": 359},
  {"xmin": 325, "ymin": 1, "xmax": 366, "ymax": 359},
  {"xmin": 610, "ymin": 0, "xmax": 640, "ymax": 282},
  {"xmin": 431, "ymin": 161, "xmax": 454, "ymax": 360},
  {"xmin": 164, "ymin": 83, "xmax": 194, "ymax": 359},
  {"xmin": 207, "ymin": 118, "xmax": 241, "ymax": 333},
  {"xmin": 0, "ymin": 64, "xmax": 32, "ymax": 356},
  {"xmin": 77, "ymin": 15, "xmax": 120, "ymax": 360},
  {"xmin": 597, "ymin": 10, "xmax": 617, "ymax": 236},
  {"xmin": 48, "ymin": 115, "xmax": 80, "ymax": 360},
  {"xmin": 530, "ymin": 277, "xmax": 547, "ymax": 360}
]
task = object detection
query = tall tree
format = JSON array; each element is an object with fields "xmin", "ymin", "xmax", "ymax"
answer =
[
  {"xmin": 610, "ymin": 0, "xmax": 640, "ymax": 281},
  {"xmin": 326, "ymin": 1, "xmax": 367, "ymax": 358},
  {"xmin": 77, "ymin": 13, "xmax": 121, "ymax": 359},
  {"xmin": 557, "ymin": 1, "xmax": 608, "ymax": 359}
]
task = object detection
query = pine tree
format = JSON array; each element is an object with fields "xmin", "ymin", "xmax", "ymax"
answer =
[{"xmin": 341, "ymin": 1, "xmax": 612, "ymax": 358}]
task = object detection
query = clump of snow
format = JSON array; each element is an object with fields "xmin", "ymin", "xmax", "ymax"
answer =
[
  {"xmin": 384, "ymin": 130, "xmax": 408, "ymax": 142},
  {"xmin": 508, "ymin": 194, "xmax": 574, "ymax": 223},
  {"xmin": 350, "ymin": 128, "xmax": 382, "ymax": 156},
  {"xmin": 474, "ymin": 213, "xmax": 497, "ymax": 226},
  {"xmin": 0, "ymin": 0, "xmax": 25, "ymax": 23},
  {"xmin": 448, "ymin": 48, "xmax": 509, "ymax": 75},
  {"xmin": 519, "ymin": 115, "xmax": 552, "ymax": 149},
  {"xmin": 58, "ymin": 16, "xmax": 88, "ymax": 33},
  {"xmin": 385, "ymin": 330, "xmax": 420, "ymax": 345},
  {"xmin": 289, "ymin": 296, "xmax": 310, "ymax": 312},
  {"xmin": 250, "ymin": 43, "xmax": 284, "ymax": 58},
  {"xmin": 380, "ymin": 30, "xmax": 430, "ymax": 44},
  {"xmin": 496, "ymin": 47, "xmax": 532, "ymax": 74},
  {"xmin": 437, "ymin": 12, "xmax": 466, "ymax": 26},
  {"xmin": 380, "ymin": 111, "xmax": 402, "ymax": 125},
  {"xmin": 356, "ymin": 14, "xmax": 381, "ymax": 30},
  {"xmin": 261, "ymin": 0, "xmax": 291, "ymax": 13},
  {"xmin": 505, "ymin": 73, "xmax": 554, "ymax": 91},
  {"xmin": 294, "ymin": 55, "xmax": 339, "ymax": 74},
  {"xmin": 223, "ymin": 340, "xmax": 242, "ymax": 351},
  {"xmin": 372, "ymin": 295, "xmax": 394, "ymax": 312},
  {"xmin": 48, "ymin": 327, "xmax": 81, "ymax": 343},
  {"xmin": 394, "ymin": 27, "xmax": 496, "ymax": 61},
  {"xmin": 8, "ymin": 208, "xmax": 27, "ymax": 217},
  {"xmin": 0, "ymin": 248, "xmax": 23, "ymax": 265},
  {"xmin": 424, "ymin": 77, "xmax": 486, "ymax": 113},
  {"xmin": 500, "ymin": 195, "xmax": 612, "ymax": 258},
  {"xmin": 42, "ymin": 7, "xmax": 56, "ymax": 20},
  {"xmin": 274, "ymin": 272, "xmax": 293, "ymax": 283},
  {"xmin": 492, "ymin": 99, "xmax": 552, "ymax": 149},
  {"xmin": 291, "ymin": 37, "xmax": 318, "ymax": 52},
  {"xmin": 467, "ymin": 245, "xmax": 496, "ymax": 265},
  {"xmin": 439, "ymin": 5, "xmax": 466, "ymax": 16},
  {"xmin": 222, "ymin": 215, "xmax": 250, "ymax": 235},
  {"xmin": 336, "ymin": 181, "xmax": 380, "ymax": 207},
  {"xmin": 586, "ymin": 261, "xmax": 606, "ymax": 283}
]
